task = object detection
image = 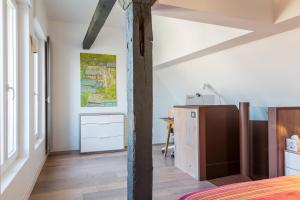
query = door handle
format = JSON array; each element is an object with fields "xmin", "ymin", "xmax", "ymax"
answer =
[{"xmin": 7, "ymin": 85, "xmax": 15, "ymax": 100}]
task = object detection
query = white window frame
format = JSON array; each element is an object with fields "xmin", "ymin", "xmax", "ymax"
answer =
[
  {"xmin": 0, "ymin": 0, "xmax": 4, "ymax": 169},
  {"xmin": 32, "ymin": 26, "xmax": 46, "ymax": 145},
  {"xmin": 1, "ymin": 0, "xmax": 19, "ymax": 175},
  {"xmin": 33, "ymin": 50, "xmax": 39, "ymax": 139}
]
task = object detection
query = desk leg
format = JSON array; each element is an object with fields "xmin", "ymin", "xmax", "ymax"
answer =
[{"xmin": 164, "ymin": 123, "xmax": 172, "ymax": 158}]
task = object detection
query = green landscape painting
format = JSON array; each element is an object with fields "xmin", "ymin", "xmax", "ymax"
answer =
[{"xmin": 80, "ymin": 53, "xmax": 117, "ymax": 107}]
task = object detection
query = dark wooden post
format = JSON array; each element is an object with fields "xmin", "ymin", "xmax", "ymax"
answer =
[
  {"xmin": 125, "ymin": 1, "xmax": 154, "ymax": 199},
  {"xmin": 239, "ymin": 102, "xmax": 250, "ymax": 177}
]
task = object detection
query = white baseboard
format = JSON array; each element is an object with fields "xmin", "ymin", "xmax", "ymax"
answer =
[{"xmin": 50, "ymin": 146, "xmax": 79, "ymax": 153}]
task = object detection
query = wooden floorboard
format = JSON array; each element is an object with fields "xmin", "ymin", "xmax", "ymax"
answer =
[{"xmin": 29, "ymin": 146, "xmax": 225, "ymax": 200}]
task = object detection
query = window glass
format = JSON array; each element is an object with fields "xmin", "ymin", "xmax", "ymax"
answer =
[{"xmin": 7, "ymin": 0, "xmax": 17, "ymax": 158}]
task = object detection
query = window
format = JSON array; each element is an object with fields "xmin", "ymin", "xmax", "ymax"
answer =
[
  {"xmin": 32, "ymin": 36, "xmax": 45, "ymax": 142},
  {"xmin": 1, "ymin": 0, "xmax": 18, "ymax": 172}
]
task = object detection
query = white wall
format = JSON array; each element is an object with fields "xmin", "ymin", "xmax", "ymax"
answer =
[
  {"xmin": 156, "ymin": 0, "xmax": 274, "ymax": 23},
  {"xmin": 49, "ymin": 21, "xmax": 127, "ymax": 151},
  {"xmin": 1, "ymin": 145, "xmax": 46, "ymax": 200},
  {"xmin": 152, "ymin": 15, "xmax": 249, "ymax": 66},
  {"xmin": 33, "ymin": 0, "xmax": 47, "ymax": 34},
  {"xmin": 153, "ymin": 18, "xmax": 300, "ymax": 143}
]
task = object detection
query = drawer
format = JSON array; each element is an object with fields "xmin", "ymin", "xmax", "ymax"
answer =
[
  {"xmin": 81, "ymin": 136, "xmax": 124, "ymax": 153},
  {"xmin": 81, "ymin": 115, "xmax": 124, "ymax": 124},
  {"xmin": 285, "ymin": 167, "xmax": 300, "ymax": 176},
  {"xmin": 285, "ymin": 151, "xmax": 300, "ymax": 170},
  {"xmin": 81, "ymin": 122, "xmax": 124, "ymax": 138}
]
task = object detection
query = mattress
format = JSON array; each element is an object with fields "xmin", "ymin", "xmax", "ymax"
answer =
[{"xmin": 179, "ymin": 175, "xmax": 300, "ymax": 200}]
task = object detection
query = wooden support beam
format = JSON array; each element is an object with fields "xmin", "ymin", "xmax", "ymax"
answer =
[
  {"xmin": 82, "ymin": 0, "xmax": 116, "ymax": 49},
  {"xmin": 239, "ymin": 102, "xmax": 250, "ymax": 178},
  {"xmin": 126, "ymin": 1, "xmax": 153, "ymax": 199}
]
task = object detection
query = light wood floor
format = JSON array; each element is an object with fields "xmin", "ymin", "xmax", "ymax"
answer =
[{"xmin": 29, "ymin": 146, "xmax": 246, "ymax": 200}]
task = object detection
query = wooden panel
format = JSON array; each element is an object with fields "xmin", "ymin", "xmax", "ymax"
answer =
[
  {"xmin": 277, "ymin": 109, "xmax": 300, "ymax": 176},
  {"xmin": 199, "ymin": 110, "xmax": 206, "ymax": 180},
  {"xmin": 174, "ymin": 108, "xmax": 199, "ymax": 180},
  {"xmin": 268, "ymin": 108, "xmax": 278, "ymax": 178},
  {"xmin": 204, "ymin": 106, "xmax": 240, "ymax": 179},
  {"xmin": 249, "ymin": 120, "xmax": 268, "ymax": 180},
  {"xmin": 268, "ymin": 107, "xmax": 300, "ymax": 177}
]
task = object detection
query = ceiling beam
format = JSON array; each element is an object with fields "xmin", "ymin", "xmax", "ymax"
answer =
[{"xmin": 82, "ymin": 0, "xmax": 117, "ymax": 49}]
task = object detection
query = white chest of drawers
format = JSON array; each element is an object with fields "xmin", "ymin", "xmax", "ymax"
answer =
[
  {"xmin": 80, "ymin": 114, "xmax": 125, "ymax": 153},
  {"xmin": 285, "ymin": 150, "xmax": 300, "ymax": 175}
]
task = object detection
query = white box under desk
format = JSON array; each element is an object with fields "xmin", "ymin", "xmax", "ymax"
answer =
[{"xmin": 80, "ymin": 113, "xmax": 125, "ymax": 153}]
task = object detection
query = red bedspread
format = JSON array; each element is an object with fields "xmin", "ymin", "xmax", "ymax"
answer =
[{"xmin": 179, "ymin": 175, "xmax": 300, "ymax": 200}]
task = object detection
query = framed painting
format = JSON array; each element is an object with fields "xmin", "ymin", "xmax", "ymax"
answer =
[{"xmin": 80, "ymin": 53, "xmax": 117, "ymax": 107}]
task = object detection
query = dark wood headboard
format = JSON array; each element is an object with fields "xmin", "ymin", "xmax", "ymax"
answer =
[{"xmin": 268, "ymin": 107, "xmax": 300, "ymax": 177}]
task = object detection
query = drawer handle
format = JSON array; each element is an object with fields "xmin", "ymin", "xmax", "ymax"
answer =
[
  {"xmin": 82, "ymin": 135, "xmax": 123, "ymax": 139},
  {"xmin": 81, "ymin": 122, "xmax": 123, "ymax": 126}
]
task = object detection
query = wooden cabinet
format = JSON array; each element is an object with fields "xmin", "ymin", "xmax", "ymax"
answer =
[
  {"xmin": 80, "ymin": 114, "xmax": 125, "ymax": 153},
  {"xmin": 268, "ymin": 107, "xmax": 300, "ymax": 178},
  {"xmin": 249, "ymin": 120, "xmax": 269, "ymax": 180},
  {"xmin": 285, "ymin": 151, "xmax": 300, "ymax": 175},
  {"xmin": 174, "ymin": 105, "xmax": 240, "ymax": 181}
]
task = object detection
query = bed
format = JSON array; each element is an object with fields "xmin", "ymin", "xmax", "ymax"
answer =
[{"xmin": 179, "ymin": 175, "xmax": 300, "ymax": 200}]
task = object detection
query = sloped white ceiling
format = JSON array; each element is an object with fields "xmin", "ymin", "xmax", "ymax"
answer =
[{"xmin": 153, "ymin": 15, "xmax": 250, "ymax": 65}]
